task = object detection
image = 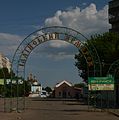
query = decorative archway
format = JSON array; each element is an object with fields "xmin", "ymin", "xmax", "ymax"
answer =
[
  {"xmin": 107, "ymin": 60, "xmax": 119, "ymax": 108},
  {"xmin": 7, "ymin": 26, "xmax": 102, "ymax": 112},
  {"xmin": 107, "ymin": 59, "xmax": 119, "ymax": 77}
]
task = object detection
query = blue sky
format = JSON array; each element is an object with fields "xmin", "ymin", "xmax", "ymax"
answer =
[
  {"xmin": 0, "ymin": 0, "xmax": 111, "ymax": 87},
  {"xmin": 0, "ymin": 0, "xmax": 110, "ymax": 35}
]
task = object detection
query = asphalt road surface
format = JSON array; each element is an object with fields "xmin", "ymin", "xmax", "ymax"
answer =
[{"xmin": 0, "ymin": 98, "xmax": 119, "ymax": 120}]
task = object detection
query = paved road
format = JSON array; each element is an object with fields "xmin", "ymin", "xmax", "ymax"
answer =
[
  {"xmin": 20, "ymin": 98, "xmax": 119, "ymax": 120},
  {"xmin": 0, "ymin": 98, "xmax": 119, "ymax": 120}
]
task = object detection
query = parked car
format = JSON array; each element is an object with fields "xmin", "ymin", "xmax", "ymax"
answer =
[{"xmin": 40, "ymin": 90, "xmax": 47, "ymax": 98}]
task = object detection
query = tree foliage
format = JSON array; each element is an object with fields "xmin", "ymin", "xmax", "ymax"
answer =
[
  {"xmin": 74, "ymin": 83, "xmax": 86, "ymax": 88},
  {"xmin": 75, "ymin": 32, "xmax": 119, "ymax": 83},
  {"xmin": 45, "ymin": 86, "xmax": 52, "ymax": 93},
  {"xmin": 0, "ymin": 67, "xmax": 10, "ymax": 78}
]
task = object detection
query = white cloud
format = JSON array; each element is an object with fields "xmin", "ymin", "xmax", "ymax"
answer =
[
  {"xmin": 0, "ymin": 3, "xmax": 111, "ymax": 61},
  {"xmin": 0, "ymin": 33, "xmax": 24, "ymax": 58},
  {"xmin": 46, "ymin": 52, "xmax": 74, "ymax": 61},
  {"xmin": 49, "ymin": 40, "xmax": 69, "ymax": 48},
  {"xmin": 45, "ymin": 10, "xmax": 63, "ymax": 26},
  {"xmin": 32, "ymin": 40, "xmax": 78, "ymax": 61},
  {"xmin": 45, "ymin": 3, "xmax": 111, "ymax": 37},
  {"xmin": 0, "ymin": 33, "xmax": 22, "ymax": 41},
  {"xmin": 42, "ymin": 3, "xmax": 111, "ymax": 60},
  {"xmin": 0, "ymin": 32, "xmax": 76, "ymax": 61}
]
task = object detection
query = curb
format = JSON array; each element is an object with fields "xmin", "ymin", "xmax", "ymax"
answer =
[{"xmin": 108, "ymin": 111, "xmax": 119, "ymax": 117}]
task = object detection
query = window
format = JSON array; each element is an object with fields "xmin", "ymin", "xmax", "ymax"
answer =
[
  {"xmin": 68, "ymin": 92, "xmax": 70, "ymax": 96},
  {"xmin": 59, "ymin": 92, "xmax": 61, "ymax": 96}
]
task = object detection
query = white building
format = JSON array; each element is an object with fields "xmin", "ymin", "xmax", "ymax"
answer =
[
  {"xmin": 31, "ymin": 81, "xmax": 42, "ymax": 94},
  {"xmin": 0, "ymin": 53, "xmax": 11, "ymax": 72},
  {"xmin": 28, "ymin": 73, "xmax": 43, "ymax": 97}
]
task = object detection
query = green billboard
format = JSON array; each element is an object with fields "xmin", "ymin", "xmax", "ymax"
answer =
[
  {"xmin": 88, "ymin": 77, "xmax": 114, "ymax": 84},
  {"xmin": 88, "ymin": 77, "xmax": 114, "ymax": 91}
]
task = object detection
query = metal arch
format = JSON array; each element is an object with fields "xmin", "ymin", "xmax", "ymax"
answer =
[
  {"xmin": 17, "ymin": 34, "xmax": 95, "ymax": 77},
  {"xmin": 107, "ymin": 60, "xmax": 119, "ymax": 109},
  {"xmin": 1, "ymin": 68, "xmax": 8, "ymax": 112},
  {"xmin": 14, "ymin": 36, "xmax": 96, "ymax": 78},
  {"xmin": 12, "ymin": 26, "xmax": 86, "ymax": 63},
  {"xmin": 11, "ymin": 26, "xmax": 96, "ymax": 62},
  {"xmin": 10, "ymin": 26, "xmax": 101, "ymax": 112},
  {"xmin": 107, "ymin": 59, "xmax": 119, "ymax": 76},
  {"xmin": 113, "ymin": 67, "xmax": 119, "ymax": 80},
  {"xmin": 12, "ymin": 26, "xmax": 101, "ymax": 76}
]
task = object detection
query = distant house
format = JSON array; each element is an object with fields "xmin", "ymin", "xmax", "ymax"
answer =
[{"xmin": 53, "ymin": 80, "xmax": 82, "ymax": 99}]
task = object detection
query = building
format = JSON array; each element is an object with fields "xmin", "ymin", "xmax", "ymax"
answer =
[
  {"xmin": 0, "ymin": 53, "xmax": 11, "ymax": 72},
  {"xmin": 53, "ymin": 80, "xmax": 82, "ymax": 99},
  {"xmin": 27, "ymin": 73, "xmax": 45, "ymax": 97},
  {"xmin": 109, "ymin": 0, "xmax": 119, "ymax": 33}
]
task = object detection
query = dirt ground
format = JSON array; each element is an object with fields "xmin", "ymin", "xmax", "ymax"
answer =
[{"xmin": 0, "ymin": 98, "xmax": 119, "ymax": 120}]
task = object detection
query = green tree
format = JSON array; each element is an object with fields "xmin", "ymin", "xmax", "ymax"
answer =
[
  {"xmin": 74, "ymin": 83, "xmax": 86, "ymax": 88},
  {"xmin": 45, "ymin": 86, "xmax": 52, "ymax": 93},
  {"xmin": 75, "ymin": 32, "xmax": 119, "ymax": 82}
]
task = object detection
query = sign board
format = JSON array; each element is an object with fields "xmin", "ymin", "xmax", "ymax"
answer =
[
  {"xmin": 0, "ymin": 79, "xmax": 4, "ymax": 85},
  {"xmin": 0, "ymin": 79, "xmax": 23, "ymax": 85},
  {"xmin": 88, "ymin": 77, "xmax": 114, "ymax": 91},
  {"xmin": 88, "ymin": 84, "xmax": 114, "ymax": 91}
]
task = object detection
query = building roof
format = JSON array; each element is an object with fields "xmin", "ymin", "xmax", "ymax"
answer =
[{"xmin": 55, "ymin": 80, "xmax": 72, "ymax": 88}]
